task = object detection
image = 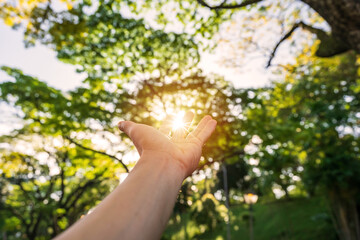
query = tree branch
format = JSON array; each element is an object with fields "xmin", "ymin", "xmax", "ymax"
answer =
[
  {"xmin": 62, "ymin": 169, "xmax": 106, "ymax": 210},
  {"xmin": 195, "ymin": 149, "xmax": 245, "ymax": 174},
  {"xmin": 266, "ymin": 21, "xmax": 332, "ymax": 68},
  {"xmin": 33, "ymin": 0, "xmax": 52, "ymax": 31},
  {"xmin": 4, "ymin": 205, "xmax": 27, "ymax": 226},
  {"xmin": 30, "ymin": 212, "xmax": 43, "ymax": 239},
  {"xmin": 143, "ymin": 79, "xmax": 168, "ymax": 114},
  {"xmin": 266, "ymin": 22, "xmax": 302, "ymax": 68},
  {"xmin": 65, "ymin": 180, "xmax": 97, "ymax": 209},
  {"xmin": 266, "ymin": 21, "xmax": 349, "ymax": 67},
  {"xmin": 57, "ymin": 151, "xmax": 67, "ymax": 204},
  {"xmin": 197, "ymin": 0, "xmax": 263, "ymax": 10},
  {"xmin": 16, "ymin": 181, "xmax": 33, "ymax": 201},
  {"xmin": 65, "ymin": 136, "xmax": 129, "ymax": 172}
]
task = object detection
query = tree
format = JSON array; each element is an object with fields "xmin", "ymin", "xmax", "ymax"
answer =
[
  {"xmin": 190, "ymin": 193, "xmax": 227, "ymax": 236},
  {"xmin": 285, "ymin": 52, "xmax": 360, "ymax": 240},
  {"xmin": 0, "ymin": 67, "xmax": 126, "ymax": 239},
  {"xmin": 0, "ymin": 0, "xmax": 73, "ymax": 27},
  {"xmin": 236, "ymin": 50, "xmax": 360, "ymax": 239},
  {"xmin": 0, "ymin": 0, "xmax": 247, "ymax": 234},
  {"xmin": 0, "ymin": 148, "xmax": 119, "ymax": 239},
  {"xmin": 2, "ymin": 0, "xmax": 359, "ymax": 70},
  {"xmin": 0, "ymin": 64, "xmax": 248, "ymax": 239},
  {"xmin": 196, "ymin": 0, "xmax": 360, "ymax": 65},
  {"xmin": 232, "ymin": 86, "xmax": 305, "ymax": 199},
  {"xmin": 217, "ymin": 161, "xmax": 251, "ymax": 194}
]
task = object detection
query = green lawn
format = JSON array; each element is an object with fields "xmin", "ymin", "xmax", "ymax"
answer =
[{"xmin": 163, "ymin": 197, "xmax": 337, "ymax": 240}]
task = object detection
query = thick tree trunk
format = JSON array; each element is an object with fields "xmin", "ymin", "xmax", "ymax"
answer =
[
  {"xmin": 302, "ymin": 0, "xmax": 360, "ymax": 53},
  {"xmin": 328, "ymin": 188, "xmax": 360, "ymax": 240},
  {"xmin": 2, "ymin": 231, "xmax": 7, "ymax": 240}
]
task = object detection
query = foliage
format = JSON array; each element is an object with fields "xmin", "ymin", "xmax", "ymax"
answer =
[
  {"xmin": 0, "ymin": 66, "xmax": 244, "ymax": 239},
  {"xmin": 239, "ymin": 52, "xmax": 360, "ymax": 195},
  {"xmin": 216, "ymin": 161, "xmax": 253, "ymax": 200},
  {"xmin": 0, "ymin": 147, "xmax": 119, "ymax": 239},
  {"xmin": 234, "ymin": 51, "xmax": 360, "ymax": 238},
  {"xmin": 0, "ymin": 0, "xmax": 73, "ymax": 28},
  {"xmin": 190, "ymin": 193, "xmax": 227, "ymax": 234},
  {"xmin": 2, "ymin": 0, "xmax": 360, "ymax": 72},
  {"xmin": 0, "ymin": 67, "xmax": 126, "ymax": 239}
]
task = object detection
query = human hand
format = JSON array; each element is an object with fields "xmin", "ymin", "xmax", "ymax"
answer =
[{"xmin": 118, "ymin": 112, "xmax": 217, "ymax": 177}]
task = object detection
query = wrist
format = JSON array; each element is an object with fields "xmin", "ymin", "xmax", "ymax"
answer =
[{"xmin": 137, "ymin": 150, "xmax": 187, "ymax": 183}]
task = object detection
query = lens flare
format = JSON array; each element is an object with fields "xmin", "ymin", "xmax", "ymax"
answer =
[{"xmin": 172, "ymin": 111, "xmax": 186, "ymax": 131}]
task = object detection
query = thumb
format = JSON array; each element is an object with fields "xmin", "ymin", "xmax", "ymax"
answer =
[
  {"xmin": 118, "ymin": 121, "xmax": 142, "ymax": 155},
  {"xmin": 118, "ymin": 121, "xmax": 135, "ymax": 136}
]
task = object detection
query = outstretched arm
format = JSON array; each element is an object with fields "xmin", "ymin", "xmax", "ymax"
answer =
[{"xmin": 55, "ymin": 112, "xmax": 217, "ymax": 240}]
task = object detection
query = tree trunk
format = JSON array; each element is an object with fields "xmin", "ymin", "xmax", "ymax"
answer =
[
  {"xmin": 302, "ymin": 0, "xmax": 360, "ymax": 53},
  {"xmin": 328, "ymin": 188, "xmax": 360, "ymax": 240},
  {"xmin": 279, "ymin": 182, "xmax": 291, "ymax": 200},
  {"xmin": 222, "ymin": 164, "xmax": 231, "ymax": 240}
]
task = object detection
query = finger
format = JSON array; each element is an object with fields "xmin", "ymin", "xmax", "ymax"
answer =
[
  {"xmin": 118, "ymin": 121, "xmax": 142, "ymax": 154},
  {"xmin": 118, "ymin": 121, "xmax": 135, "ymax": 136},
  {"xmin": 159, "ymin": 115, "xmax": 174, "ymax": 136},
  {"xmin": 191, "ymin": 115, "xmax": 212, "ymax": 137},
  {"xmin": 172, "ymin": 111, "xmax": 194, "ymax": 139},
  {"xmin": 196, "ymin": 119, "xmax": 217, "ymax": 144}
]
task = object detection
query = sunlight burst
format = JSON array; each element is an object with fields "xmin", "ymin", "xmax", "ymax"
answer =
[{"xmin": 172, "ymin": 111, "xmax": 186, "ymax": 131}]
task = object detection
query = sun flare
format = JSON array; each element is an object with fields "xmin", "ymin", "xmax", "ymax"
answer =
[{"xmin": 172, "ymin": 111, "xmax": 186, "ymax": 131}]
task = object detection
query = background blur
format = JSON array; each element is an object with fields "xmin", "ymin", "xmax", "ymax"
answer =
[{"xmin": 0, "ymin": 0, "xmax": 359, "ymax": 239}]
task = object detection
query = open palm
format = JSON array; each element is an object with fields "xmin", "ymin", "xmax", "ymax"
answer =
[{"xmin": 118, "ymin": 112, "xmax": 217, "ymax": 176}]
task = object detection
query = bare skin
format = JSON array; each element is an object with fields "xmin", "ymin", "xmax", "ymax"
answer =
[{"xmin": 54, "ymin": 112, "xmax": 217, "ymax": 240}]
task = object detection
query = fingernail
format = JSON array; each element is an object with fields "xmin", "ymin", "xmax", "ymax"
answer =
[{"xmin": 118, "ymin": 121, "xmax": 123, "ymax": 130}]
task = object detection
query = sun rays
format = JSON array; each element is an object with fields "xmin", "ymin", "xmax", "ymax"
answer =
[
  {"xmin": 172, "ymin": 111, "xmax": 186, "ymax": 131},
  {"xmin": 169, "ymin": 111, "xmax": 192, "ymax": 136}
]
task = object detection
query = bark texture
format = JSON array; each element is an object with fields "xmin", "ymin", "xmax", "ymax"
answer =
[
  {"xmin": 302, "ymin": 0, "xmax": 360, "ymax": 55},
  {"xmin": 329, "ymin": 189, "xmax": 360, "ymax": 240}
]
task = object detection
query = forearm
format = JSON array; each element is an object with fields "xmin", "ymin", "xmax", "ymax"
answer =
[
  {"xmin": 55, "ymin": 152, "xmax": 185, "ymax": 240},
  {"xmin": 54, "ymin": 114, "xmax": 216, "ymax": 240},
  {"xmin": 112, "ymin": 152, "xmax": 185, "ymax": 239}
]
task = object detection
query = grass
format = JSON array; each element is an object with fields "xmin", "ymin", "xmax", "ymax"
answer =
[{"xmin": 163, "ymin": 196, "xmax": 337, "ymax": 240}]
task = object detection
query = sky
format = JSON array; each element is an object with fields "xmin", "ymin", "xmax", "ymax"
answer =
[{"xmin": 0, "ymin": 23, "xmax": 87, "ymax": 91}]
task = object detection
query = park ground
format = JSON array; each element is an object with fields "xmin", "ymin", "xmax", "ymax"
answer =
[{"xmin": 164, "ymin": 197, "xmax": 337, "ymax": 240}]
